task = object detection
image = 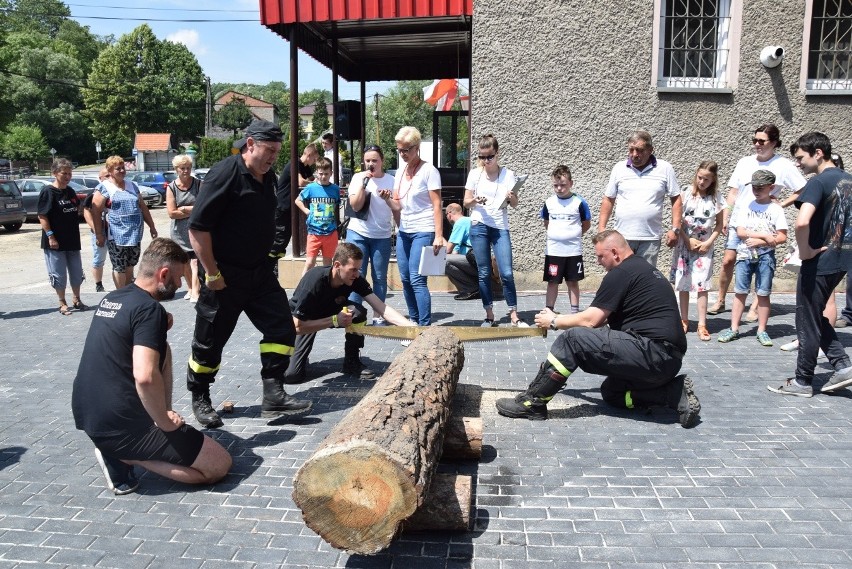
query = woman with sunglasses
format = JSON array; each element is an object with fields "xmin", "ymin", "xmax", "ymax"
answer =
[
  {"xmin": 345, "ymin": 145, "xmax": 395, "ymax": 324},
  {"xmin": 709, "ymin": 124, "xmax": 806, "ymax": 319},
  {"xmin": 388, "ymin": 126, "xmax": 444, "ymax": 326},
  {"xmin": 463, "ymin": 134, "xmax": 528, "ymax": 327}
]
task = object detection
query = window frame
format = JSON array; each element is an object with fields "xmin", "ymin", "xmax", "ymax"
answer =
[
  {"xmin": 652, "ymin": 0, "xmax": 742, "ymax": 93},
  {"xmin": 801, "ymin": 0, "xmax": 852, "ymax": 95}
]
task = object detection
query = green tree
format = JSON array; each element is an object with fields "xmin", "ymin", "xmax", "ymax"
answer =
[
  {"xmin": 298, "ymin": 89, "xmax": 332, "ymax": 109},
  {"xmin": 83, "ymin": 24, "xmax": 206, "ymax": 155},
  {"xmin": 364, "ymin": 80, "xmax": 433, "ymax": 169},
  {"xmin": 311, "ymin": 93, "xmax": 330, "ymax": 137},
  {"xmin": 0, "ymin": 124, "xmax": 49, "ymax": 169},
  {"xmin": 196, "ymin": 136, "xmax": 234, "ymax": 168},
  {"xmin": 213, "ymin": 98, "xmax": 253, "ymax": 136},
  {"xmin": 0, "ymin": 0, "xmax": 70, "ymax": 38}
]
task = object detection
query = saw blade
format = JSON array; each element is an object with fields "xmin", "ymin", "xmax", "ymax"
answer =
[{"xmin": 346, "ymin": 322, "xmax": 547, "ymax": 342}]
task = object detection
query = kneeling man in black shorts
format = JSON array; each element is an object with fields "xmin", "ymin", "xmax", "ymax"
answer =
[
  {"xmin": 497, "ymin": 230, "xmax": 701, "ymax": 428},
  {"xmin": 72, "ymin": 238, "xmax": 232, "ymax": 494}
]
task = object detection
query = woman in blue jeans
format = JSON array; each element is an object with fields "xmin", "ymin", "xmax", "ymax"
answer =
[
  {"xmin": 346, "ymin": 145, "xmax": 395, "ymax": 324},
  {"xmin": 463, "ymin": 134, "xmax": 528, "ymax": 327},
  {"xmin": 388, "ymin": 126, "xmax": 444, "ymax": 325}
]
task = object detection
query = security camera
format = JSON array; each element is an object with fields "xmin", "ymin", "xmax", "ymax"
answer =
[{"xmin": 760, "ymin": 46, "xmax": 785, "ymax": 68}]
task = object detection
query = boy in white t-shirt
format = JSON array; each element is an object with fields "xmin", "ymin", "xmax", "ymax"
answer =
[
  {"xmin": 718, "ymin": 170, "xmax": 788, "ymax": 347},
  {"xmin": 540, "ymin": 165, "xmax": 591, "ymax": 314}
]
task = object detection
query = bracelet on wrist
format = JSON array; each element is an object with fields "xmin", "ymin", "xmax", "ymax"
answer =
[
  {"xmin": 205, "ymin": 271, "xmax": 221, "ymax": 283},
  {"xmin": 331, "ymin": 314, "xmax": 339, "ymax": 328},
  {"xmin": 46, "ymin": 230, "xmax": 54, "ymax": 237}
]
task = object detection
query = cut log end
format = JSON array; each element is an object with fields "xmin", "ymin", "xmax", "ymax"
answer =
[{"xmin": 292, "ymin": 444, "xmax": 419, "ymax": 555}]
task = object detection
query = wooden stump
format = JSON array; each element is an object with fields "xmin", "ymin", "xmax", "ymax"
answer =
[
  {"xmin": 403, "ymin": 473, "xmax": 472, "ymax": 532},
  {"xmin": 441, "ymin": 416, "xmax": 482, "ymax": 461},
  {"xmin": 292, "ymin": 328, "xmax": 465, "ymax": 554}
]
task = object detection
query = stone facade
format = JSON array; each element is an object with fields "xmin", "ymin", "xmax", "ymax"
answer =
[{"xmin": 471, "ymin": 0, "xmax": 852, "ymax": 289}]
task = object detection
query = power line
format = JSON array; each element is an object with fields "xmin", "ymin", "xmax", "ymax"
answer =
[
  {"xmin": 0, "ymin": 8, "xmax": 255, "ymax": 22},
  {"xmin": 64, "ymin": 2, "xmax": 255, "ymax": 12}
]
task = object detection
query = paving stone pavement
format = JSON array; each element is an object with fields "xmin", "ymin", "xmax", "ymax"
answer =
[{"xmin": 1, "ymin": 289, "xmax": 852, "ymax": 568}]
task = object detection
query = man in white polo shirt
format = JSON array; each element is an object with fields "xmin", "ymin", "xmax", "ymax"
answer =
[{"xmin": 598, "ymin": 130, "xmax": 681, "ymax": 267}]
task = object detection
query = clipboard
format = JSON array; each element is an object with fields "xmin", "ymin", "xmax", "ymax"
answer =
[
  {"xmin": 499, "ymin": 174, "xmax": 528, "ymax": 209},
  {"xmin": 417, "ymin": 246, "xmax": 447, "ymax": 276}
]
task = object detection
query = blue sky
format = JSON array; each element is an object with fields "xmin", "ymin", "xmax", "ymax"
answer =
[{"xmin": 67, "ymin": 0, "xmax": 395, "ymax": 99}]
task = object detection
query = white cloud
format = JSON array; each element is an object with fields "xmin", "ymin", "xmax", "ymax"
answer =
[{"xmin": 166, "ymin": 29, "xmax": 207, "ymax": 56}]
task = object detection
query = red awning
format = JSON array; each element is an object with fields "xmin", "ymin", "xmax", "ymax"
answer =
[{"xmin": 259, "ymin": 0, "xmax": 472, "ymax": 81}]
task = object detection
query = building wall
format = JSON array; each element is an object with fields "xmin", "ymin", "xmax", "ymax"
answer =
[{"xmin": 471, "ymin": 0, "xmax": 852, "ymax": 288}]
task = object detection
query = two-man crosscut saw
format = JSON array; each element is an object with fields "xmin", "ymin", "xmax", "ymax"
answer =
[{"xmin": 345, "ymin": 321, "xmax": 547, "ymax": 342}]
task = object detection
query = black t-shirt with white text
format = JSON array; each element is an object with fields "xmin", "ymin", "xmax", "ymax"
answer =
[
  {"xmin": 590, "ymin": 255, "xmax": 687, "ymax": 353},
  {"xmin": 38, "ymin": 185, "xmax": 81, "ymax": 250},
  {"xmin": 289, "ymin": 265, "xmax": 373, "ymax": 321},
  {"xmin": 71, "ymin": 284, "xmax": 168, "ymax": 437},
  {"xmin": 795, "ymin": 167, "xmax": 852, "ymax": 276}
]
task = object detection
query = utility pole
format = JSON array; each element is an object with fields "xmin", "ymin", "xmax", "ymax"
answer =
[
  {"xmin": 373, "ymin": 92, "xmax": 380, "ymax": 144},
  {"xmin": 205, "ymin": 76, "xmax": 212, "ymax": 137}
]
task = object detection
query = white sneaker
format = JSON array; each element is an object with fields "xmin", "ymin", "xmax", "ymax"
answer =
[
  {"xmin": 511, "ymin": 320, "xmax": 530, "ymax": 328},
  {"xmin": 480, "ymin": 319, "xmax": 497, "ymax": 327},
  {"xmin": 779, "ymin": 339, "xmax": 799, "ymax": 352}
]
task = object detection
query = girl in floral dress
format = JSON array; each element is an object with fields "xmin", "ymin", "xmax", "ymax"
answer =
[{"xmin": 670, "ymin": 161, "xmax": 724, "ymax": 341}]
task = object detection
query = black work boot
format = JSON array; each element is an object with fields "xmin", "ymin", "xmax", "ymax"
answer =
[
  {"xmin": 261, "ymin": 377, "xmax": 313, "ymax": 418},
  {"xmin": 342, "ymin": 353, "xmax": 375, "ymax": 379},
  {"xmin": 669, "ymin": 375, "xmax": 701, "ymax": 428},
  {"xmin": 496, "ymin": 363, "xmax": 567, "ymax": 420},
  {"xmin": 191, "ymin": 386, "xmax": 223, "ymax": 428}
]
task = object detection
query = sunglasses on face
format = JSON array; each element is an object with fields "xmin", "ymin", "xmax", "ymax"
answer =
[
  {"xmin": 397, "ymin": 146, "xmax": 415, "ymax": 154},
  {"xmin": 365, "ymin": 145, "xmax": 383, "ymax": 153},
  {"xmin": 478, "ymin": 154, "xmax": 496, "ymax": 161},
  {"xmin": 752, "ymin": 138, "xmax": 770, "ymax": 145}
]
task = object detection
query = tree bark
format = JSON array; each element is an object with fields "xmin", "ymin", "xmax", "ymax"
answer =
[{"xmin": 292, "ymin": 328, "xmax": 465, "ymax": 554}]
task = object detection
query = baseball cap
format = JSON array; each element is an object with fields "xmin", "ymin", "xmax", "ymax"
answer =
[
  {"xmin": 233, "ymin": 119, "xmax": 284, "ymax": 150},
  {"xmin": 749, "ymin": 169, "xmax": 776, "ymax": 187}
]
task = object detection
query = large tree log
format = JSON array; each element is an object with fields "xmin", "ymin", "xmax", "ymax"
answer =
[{"xmin": 292, "ymin": 328, "xmax": 465, "ymax": 554}]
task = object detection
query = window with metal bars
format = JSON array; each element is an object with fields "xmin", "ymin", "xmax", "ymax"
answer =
[
  {"xmin": 806, "ymin": 0, "xmax": 852, "ymax": 91},
  {"xmin": 658, "ymin": 0, "xmax": 731, "ymax": 89}
]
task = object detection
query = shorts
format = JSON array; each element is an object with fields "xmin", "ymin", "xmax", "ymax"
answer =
[
  {"xmin": 91, "ymin": 231, "xmax": 107, "ymax": 269},
  {"xmin": 107, "ymin": 241, "xmax": 141, "ymax": 273},
  {"xmin": 89, "ymin": 423, "xmax": 205, "ymax": 467},
  {"xmin": 543, "ymin": 255, "xmax": 585, "ymax": 283},
  {"xmin": 43, "ymin": 249, "xmax": 84, "ymax": 289},
  {"xmin": 306, "ymin": 231, "xmax": 339, "ymax": 259},
  {"xmin": 734, "ymin": 251, "xmax": 775, "ymax": 296},
  {"xmin": 725, "ymin": 226, "xmax": 741, "ymax": 250}
]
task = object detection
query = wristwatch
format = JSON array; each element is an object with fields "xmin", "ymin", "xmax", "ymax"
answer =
[
  {"xmin": 671, "ymin": 228, "xmax": 681, "ymax": 235},
  {"xmin": 549, "ymin": 316, "xmax": 559, "ymax": 331}
]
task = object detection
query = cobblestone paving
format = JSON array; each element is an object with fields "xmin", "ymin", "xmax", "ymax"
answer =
[{"xmin": 1, "ymin": 290, "xmax": 851, "ymax": 568}]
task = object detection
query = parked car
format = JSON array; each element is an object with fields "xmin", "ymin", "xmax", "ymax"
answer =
[
  {"xmin": 126, "ymin": 171, "xmax": 177, "ymax": 206},
  {"xmin": 137, "ymin": 185, "xmax": 160, "ymax": 208},
  {"xmin": 0, "ymin": 179, "xmax": 26, "ymax": 232},
  {"xmin": 193, "ymin": 168, "xmax": 210, "ymax": 181},
  {"xmin": 18, "ymin": 178, "xmax": 91, "ymax": 221},
  {"xmin": 71, "ymin": 175, "xmax": 102, "ymax": 189}
]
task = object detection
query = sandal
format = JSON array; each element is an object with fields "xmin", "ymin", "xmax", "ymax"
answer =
[
  {"xmin": 72, "ymin": 299, "xmax": 88, "ymax": 311},
  {"xmin": 707, "ymin": 302, "xmax": 726, "ymax": 315},
  {"xmin": 59, "ymin": 303, "xmax": 72, "ymax": 316},
  {"xmin": 681, "ymin": 319, "xmax": 689, "ymax": 333},
  {"xmin": 697, "ymin": 325, "xmax": 711, "ymax": 341}
]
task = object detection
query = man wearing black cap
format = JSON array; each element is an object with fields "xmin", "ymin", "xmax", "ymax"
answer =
[{"xmin": 187, "ymin": 119, "xmax": 311, "ymax": 428}]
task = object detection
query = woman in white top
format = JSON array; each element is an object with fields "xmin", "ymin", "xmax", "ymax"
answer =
[
  {"xmin": 387, "ymin": 126, "xmax": 444, "ymax": 326},
  {"xmin": 463, "ymin": 134, "xmax": 528, "ymax": 327},
  {"xmin": 346, "ymin": 144, "xmax": 395, "ymax": 324},
  {"xmin": 710, "ymin": 123, "xmax": 807, "ymax": 318}
]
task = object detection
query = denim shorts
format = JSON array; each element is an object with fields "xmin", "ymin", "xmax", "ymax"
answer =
[
  {"xmin": 734, "ymin": 251, "xmax": 775, "ymax": 296},
  {"xmin": 725, "ymin": 226, "xmax": 741, "ymax": 250},
  {"xmin": 91, "ymin": 231, "xmax": 107, "ymax": 269}
]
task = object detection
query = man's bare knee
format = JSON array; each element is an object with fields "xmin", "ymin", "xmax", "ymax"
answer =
[{"xmin": 192, "ymin": 435, "xmax": 232, "ymax": 483}]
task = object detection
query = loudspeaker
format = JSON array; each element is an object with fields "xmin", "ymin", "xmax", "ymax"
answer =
[{"xmin": 334, "ymin": 100, "xmax": 362, "ymax": 140}]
